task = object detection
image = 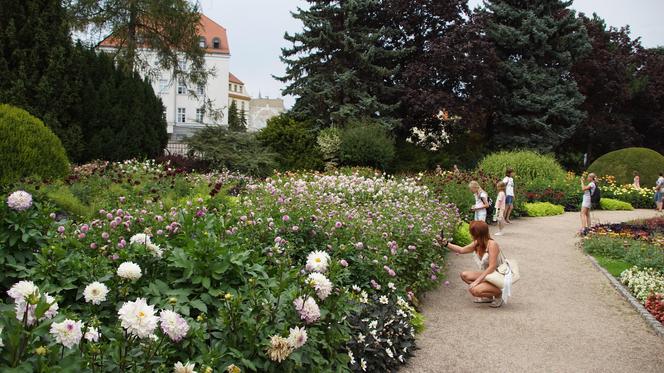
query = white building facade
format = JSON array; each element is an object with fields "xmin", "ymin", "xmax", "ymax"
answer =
[{"xmin": 100, "ymin": 14, "xmax": 233, "ymax": 142}]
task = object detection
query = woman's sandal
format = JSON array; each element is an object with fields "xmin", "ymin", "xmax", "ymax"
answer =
[
  {"xmin": 473, "ymin": 297, "xmax": 493, "ymax": 303},
  {"xmin": 490, "ymin": 297, "xmax": 504, "ymax": 308}
]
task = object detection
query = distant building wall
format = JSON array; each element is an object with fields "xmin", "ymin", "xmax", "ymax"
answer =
[{"xmin": 248, "ymin": 98, "xmax": 286, "ymax": 131}]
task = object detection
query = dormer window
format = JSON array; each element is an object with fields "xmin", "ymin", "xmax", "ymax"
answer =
[
  {"xmin": 212, "ymin": 37, "xmax": 221, "ymax": 49},
  {"xmin": 199, "ymin": 37, "xmax": 206, "ymax": 48}
]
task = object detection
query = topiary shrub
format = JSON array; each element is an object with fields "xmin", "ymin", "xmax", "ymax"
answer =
[
  {"xmin": 339, "ymin": 122, "xmax": 395, "ymax": 170},
  {"xmin": 600, "ymin": 198, "xmax": 634, "ymax": 211},
  {"xmin": 477, "ymin": 150, "xmax": 566, "ymax": 183},
  {"xmin": 523, "ymin": 202, "xmax": 565, "ymax": 217},
  {"xmin": 0, "ymin": 105, "xmax": 70, "ymax": 184},
  {"xmin": 588, "ymin": 147, "xmax": 664, "ymax": 186}
]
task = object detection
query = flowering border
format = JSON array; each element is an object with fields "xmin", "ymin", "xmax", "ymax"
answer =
[{"xmin": 585, "ymin": 253, "xmax": 664, "ymax": 338}]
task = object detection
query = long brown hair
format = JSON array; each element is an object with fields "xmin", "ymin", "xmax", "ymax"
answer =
[{"xmin": 469, "ymin": 220, "xmax": 491, "ymax": 257}]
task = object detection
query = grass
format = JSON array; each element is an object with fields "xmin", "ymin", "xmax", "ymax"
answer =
[{"xmin": 594, "ymin": 255, "xmax": 632, "ymax": 277}]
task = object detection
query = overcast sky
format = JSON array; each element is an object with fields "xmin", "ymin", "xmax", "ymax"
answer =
[{"xmin": 200, "ymin": 0, "xmax": 664, "ymax": 108}]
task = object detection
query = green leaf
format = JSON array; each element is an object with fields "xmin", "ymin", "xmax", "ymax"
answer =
[{"xmin": 189, "ymin": 299, "xmax": 207, "ymax": 313}]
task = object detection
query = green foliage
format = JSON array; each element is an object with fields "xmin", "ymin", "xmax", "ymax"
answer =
[
  {"xmin": 186, "ymin": 126, "xmax": 278, "ymax": 177},
  {"xmin": 453, "ymin": 222, "xmax": 472, "ymax": 246},
  {"xmin": 0, "ymin": 104, "xmax": 69, "ymax": 184},
  {"xmin": 522, "ymin": 175, "xmax": 582, "ymax": 212},
  {"xmin": 256, "ymin": 114, "xmax": 323, "ymax": 171},
  {"xmin": 339, "ymin": 123, "xmax": 395, "ymax": 170},
  {"xmin": 600, "ymin": 198, "xmax": 634, "ymax": 211},
  {"xmin": 583, "ymin": 236, "xmax": 664, "ymax": 273},
  {"xmin": 483, "ymin": 0, "xmax": 591, "ymax": 152},
  {"xmin": 45, "ymin": 185, "xmax": 94, "ymax": 219},
  {"xmin": 392, "ymin": 141, "xmax": 449, "ymax": 174},
  {"xmin": 478, "ymin": 150, "xmax": 566, "ymax": 183},
  {"xmin": 589, "ymin": 147, "xmax": 664, "ymax": 186},
  {"xmin": 228, "ymin": 100, "xmax": 247, "ymax": 132},
  {"xmin": 523, "ymin": 202, "xmax": 564, "ymax": 217},
  {"xmin": 594, "ymin": 256, "xmax": 632, "ymax": 277},
  {"xmin": 0, "ymin": 1, "xmax": 167, "ymax": 162},
  {"xmin": 279, "ymin": 0, "xmax": 403, "ymax": 127}
]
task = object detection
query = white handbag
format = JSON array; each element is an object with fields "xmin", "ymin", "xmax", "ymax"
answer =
[{"xmin": 485, "ymin": 251, "xmax": 520, "ymax": 293}]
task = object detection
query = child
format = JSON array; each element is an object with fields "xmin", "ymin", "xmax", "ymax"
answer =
[
  {"xmin": 469, "ymin": 181, "xmax": 489, "ymax": 222},
  {"xmin": 502, "ymin": 168, "xmax": 515, "ymax": 223},
  {"xmin": 494, "ymin": 181, "xmax": 506, "ymax": 236}
]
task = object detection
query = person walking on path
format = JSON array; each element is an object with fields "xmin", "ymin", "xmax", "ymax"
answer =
[
  {"xmin": 656, "ymin": 173, "xmax": 664, "ymax": 211},
  {"xmin": 439, "ymin": 221, "xmax": 506, "ymax": 308},
  {"xmin": 580, "ymin": 173, "xmax": 597, "ymax": 229},
  {"xmin": 633, "ymin": 171, "xmax": 641, "ymax": 189},
  {"xmin": 469, "ymin": 181, "xmax": 489, "ymax": 222},
  {"xmin": 502, "ymin": 168, "xmax": 515, "ymax": 223},
  {"xmin": 494, "ymin": 181, "xmax": 507, "ymax": 236}
]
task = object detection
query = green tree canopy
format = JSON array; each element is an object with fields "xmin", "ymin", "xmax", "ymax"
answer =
[{"xmin": 480, "ymin": 0, "xmax": 591, "ymax": 152}]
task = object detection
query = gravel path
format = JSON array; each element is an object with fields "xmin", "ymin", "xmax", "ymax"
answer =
[{"xmin": 404, "ymin": 210, "xmax": 664, "ymax": 373}]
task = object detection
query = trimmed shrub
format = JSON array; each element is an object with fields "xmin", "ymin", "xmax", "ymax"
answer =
[
  {"xmin": 256, "ymin": 114, "xmax": 324, "ymax": 171},
  {"xmin": 340, "ymin": 123, "xmax": 395, "ymax": 169},
  {"xmin": 453, "ymin": 222, "xmax": 472, "ymax": 246},
  {"xmin": 186, "ymin": 126, "xmax": 278, "ymax": 177},
  {"xmin": 588, "ymin": 147, "xmax": 664, "ymax": 186},
  {"xmin": 523, "ymin": 202, "xmax": 565, "ymax": 217},
  {"xmin": 0, "ymin": 104, "xmax": 69, "ymax": 184},
  {"xmin": 477, "ymin": 150, "xmax": 566, "ymax": 183},
  {"xmin": 600, "ymin": 198, "xmax": 634, "ymax": 211}
]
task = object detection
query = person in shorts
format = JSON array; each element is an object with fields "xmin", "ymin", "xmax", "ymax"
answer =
[
  {"xmin": 580, "ymin": 173, "xmax": 597, "ymax": 229},
  {"xmin": 502, "ymin": 168, "xmax": 515, "ymax": 223}
]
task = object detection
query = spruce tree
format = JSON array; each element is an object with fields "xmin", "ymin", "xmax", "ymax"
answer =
[
  {"xmin": 278, "ymin": 0, "xmax": 404, "ymax": 128},
  {"xmin": 482, "ymin": 0, "xmax": 591, "ymax": 152},
  {"xmin": 228, "ymin": 101, "xmax": 246, "ymax": 132}
]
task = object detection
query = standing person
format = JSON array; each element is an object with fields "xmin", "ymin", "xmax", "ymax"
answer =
[
  {"xmin": 580, "ymin": 173, "xmax": 597, "ymax": 229},
  {"xmin": 655, "ymin": 173, "xmax": 664, "ymax": 211},
  {"xmin": 494, "ymin": 181, "xmax": 507, "ymax": 236},
  {"xmin": 633, "ymin": 171, "xmax": 641, "ymax": 189},
  {"xmin": 502, "ymin": 168, "xmax": 515, "ymax": 223},
  {"xmin": 469, "ymin": 181, "xmax": 489, "ymax": 222},
  {"xmin": 439, "ymin": 221, "xmax": 507, "ymax": 307}
]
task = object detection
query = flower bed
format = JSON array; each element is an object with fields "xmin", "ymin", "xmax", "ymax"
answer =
[{"xmin": 0, "ymin": 161, "xmax": 459, "ymax": 372}]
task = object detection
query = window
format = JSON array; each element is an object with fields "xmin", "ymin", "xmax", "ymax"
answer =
[
  {"xmin": 228, "ymin": 84, "xmax": 232, "ymax": 91},
  {"xmin": 241, "ymin": 101, "xmax": 245, "ymax": 111},
  {"xmin": 196, "ymin": 108, "xmax": 204, "ymax": 123},
  {"xmin": 213, "ymin": 37, "xmax": 221, "ymax": 49},
  {"xmin": 199, "ymin": 37, "xmax": 206, "ymax": 48},
  {"xmin": 196, "ymin": 84, "xmax": 204, "ymax": 96},
  {"xmin": 158, "ymin": 79, "xmax": 169, "ymax": 93},
  {"xmin": 239, "ymin": 85, "xmax": 243, "ymax": 93},
  {"xmin": 177, "ymin": 79, "xmax": 187, "ymax": 95},
  {"xmin": 178, "ymin": 59, "xmax": 187, "ymax": 72},
  {"xmin": 177, "ymin": 108, "xmax": 186, "ymax": 123}
]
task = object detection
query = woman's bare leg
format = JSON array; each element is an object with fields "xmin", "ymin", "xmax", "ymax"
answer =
[
  {"xmin": 580, "ymin": 207, "xmax": 588, "ymax": 228},
  {"xmin": 470, "ymin": 282, "xmax": 502, "ymax": 298},
  {"xmin": 460, "ymin": 271, "xmax": 482, "ymax": 284}
]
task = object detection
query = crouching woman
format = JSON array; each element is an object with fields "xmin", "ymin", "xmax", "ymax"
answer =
[{"xmin": 440, "ymin": 221, "xmax": 505, "ymax": 308}]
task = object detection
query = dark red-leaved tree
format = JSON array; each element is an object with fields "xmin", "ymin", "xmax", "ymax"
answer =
[{"xmin": 567, "ymin": 13, "xmax": 643, "ymax": 165}]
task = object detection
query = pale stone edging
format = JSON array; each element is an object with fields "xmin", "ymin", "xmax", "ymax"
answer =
[{"xmin": 586, "ymin": 254, "xmax": 664, "ymax": 339}]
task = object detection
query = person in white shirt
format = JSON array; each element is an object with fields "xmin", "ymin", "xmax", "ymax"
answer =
[
  {"xmin": 502, "ymin": 168, "xmax": 515, "ymax": 223},
  {"xmin": 580, "ymin": 173, "xmax": 597, "ymax": 229},
  {"xmin": 656, "ymin": 173, "xmax": 664, "ymax": 211},
  {"xmin": 469, "ymin": 181, "xmax": 489, "ymax": 222}
]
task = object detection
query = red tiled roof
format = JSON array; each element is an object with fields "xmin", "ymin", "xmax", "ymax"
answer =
[
  {"xmin": 99, "ymin": 14, "xmax": 230, "ymax": 55},
  {"xmin": 229, "ymin": 72, "xmax": 244, "ymax": 85}
]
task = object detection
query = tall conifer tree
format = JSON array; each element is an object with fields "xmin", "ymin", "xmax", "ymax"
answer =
[
  {"xmin": 482, "ymin": 0, "xmax": 591, "ymax": 152},
  {"xmin": 278, "ymin": 0, "xmax": 404, "ymax": 128}
]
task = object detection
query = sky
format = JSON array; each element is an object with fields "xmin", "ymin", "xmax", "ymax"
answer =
[{"xmin": 200, "ymin": 0, "xmax": 664, "ymax": 108}]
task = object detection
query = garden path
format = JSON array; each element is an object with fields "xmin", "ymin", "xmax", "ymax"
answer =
[{"xmin": 404, "ymin": 210, "xmax": 664, "ymax": 373}]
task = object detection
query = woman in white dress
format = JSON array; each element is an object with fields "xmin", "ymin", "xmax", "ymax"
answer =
[
  {"xmin": 469, "ymin": 181, "xmax": 489, "ymax": 222},
  {"xmin": 440, "ymin": 221, "xmax": 505, "ymax": 308}
]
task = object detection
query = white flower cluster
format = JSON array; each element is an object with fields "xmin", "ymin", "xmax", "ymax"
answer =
[
  {"xmin": 117, "ymin": 261, "xmax": 142, "ymax": 280},
  {"xmin": 118, "ymin": 298, "xmax": 190, "ymax": 341},
  {"xmin": 83, "ymin": 281, "xmax": 109, "ymax": 305},
  {"xmin": 7, "ymin": 281, "xmax": 58, "ymax": 326},
  {"xmin": 50, "ymin": 319, "xmax": 84, "ymax": 349},
  {"xmin": 620, "ymin": 266, "xmax": 664, "ymax": 302},
  {"xmin": 307, "ymin": 273, "xmax": 333, "ymax": 300},
  {"xmin": 6, "ymin": 190, "xmax": 32, "ymax": 211},
  {"xmin": 129, "ymin": 233, "xmax": 163, "ymax": 258},
  {"xmin": 306, "ymin": 251, "xmax": 331, "ymax": 273}
]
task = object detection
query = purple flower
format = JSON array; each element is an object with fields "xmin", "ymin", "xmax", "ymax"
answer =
[
  {"xmin": 339, "ymin": 259, "xmax": 349, "ymax": 267},
  {"xmin": 78, "ymin": 233, "xmax": 86, "ymax": 239},
  {"xmin": 101, "ymin": 232, "xmax": 110, "ymax": 240},
  {"xmin": 81, "ymin": 224, "xmax": 90, "ymax": 233},
  {"xmin": 90, "ymin": 243, "xmax": 97, "ymax": 249},
  {"xmin": 334, "ymin": 221, "xmax": 343, "ymax": 229},
  {"xmin": 57, "ymin": 226, "xmax": 65, "ymax": 234},
  {"xmin": 282, "ymin": 215, "xmax": 290, "ymax": 222}
]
